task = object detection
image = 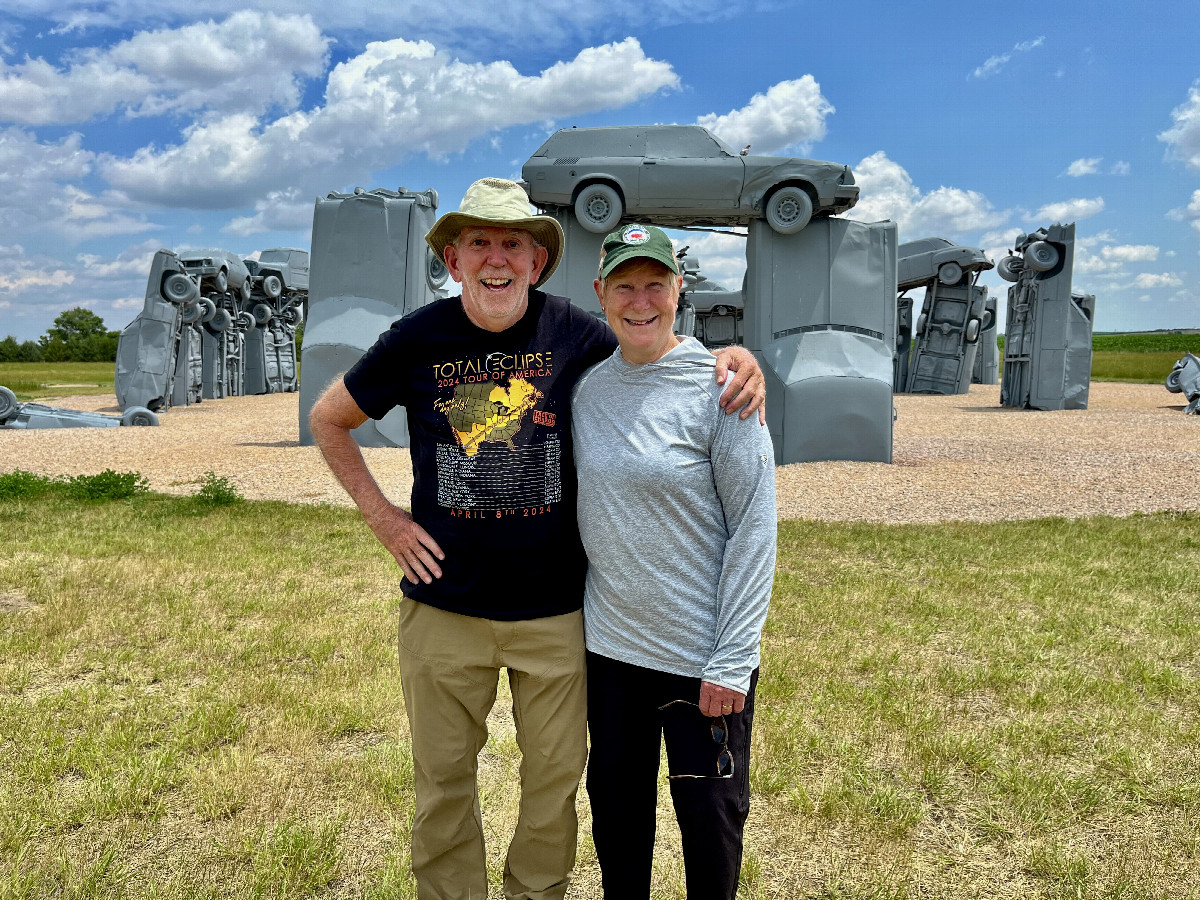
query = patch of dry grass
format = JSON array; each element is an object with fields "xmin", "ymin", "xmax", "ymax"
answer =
[{"xmin": 1, "ymin": 498, "xmax": 1198, "ymax": 898}]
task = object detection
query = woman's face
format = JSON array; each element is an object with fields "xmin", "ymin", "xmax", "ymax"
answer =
[{"xmin": 595, "ymin": 259, "xmax": 683, "ymax": 365}]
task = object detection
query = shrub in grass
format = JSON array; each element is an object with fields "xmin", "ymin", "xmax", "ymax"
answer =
[
  {"xmin": 0, "ymin": 469, "xmax": 59, "ymax": 500},
  {"xmin": 64, "ymin": 469, "xmax": 149, "ymax": 501},
  {"xmin": 193, "ymin": 471, "xmax": 243, "ymax": 506}
]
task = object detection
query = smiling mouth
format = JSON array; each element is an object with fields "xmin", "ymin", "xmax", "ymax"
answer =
[
  {"xmin": 481, "ymin": 277, "xmax": 513, "ymax": 291},
  {"xmin": 624, "ymin": 315, "xmax": 658, "ymax": 327}
]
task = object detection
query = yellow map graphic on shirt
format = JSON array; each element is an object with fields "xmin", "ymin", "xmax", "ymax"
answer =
[{"xmin": 435, "ymin": 378, "xmax": 545, "ymax": 457}]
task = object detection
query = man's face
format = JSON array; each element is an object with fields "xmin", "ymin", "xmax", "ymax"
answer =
[
  {"xmin": 594, "ymin": 258, "xmax": 682, "ymax": 365},
  {"xmin": 443, "ymin": 226, "xmax": 548, "ymax": 333}
]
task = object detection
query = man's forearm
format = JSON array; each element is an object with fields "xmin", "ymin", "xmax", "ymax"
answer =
[{"xmin": 311, "ymin": 417, "xmax": 392, "ymax": 523}]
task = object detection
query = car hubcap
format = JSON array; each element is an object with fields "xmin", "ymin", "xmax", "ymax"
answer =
[
  {"xmin": 777, "ymin": 198, "xmax": 801, "ymax": 223},
  {"xmin": 587, "ymin": 196, "xmax": 610, "ymax": 220}
]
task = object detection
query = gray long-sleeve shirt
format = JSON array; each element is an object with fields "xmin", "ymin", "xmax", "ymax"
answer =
[{"xmin": 571, "ymin": 337, "xmax": 777, "ymax": 693}]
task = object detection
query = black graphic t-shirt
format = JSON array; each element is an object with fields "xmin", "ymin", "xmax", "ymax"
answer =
[{"xmin": 344, "ymin": 290, "xmax": 616, "ymax": 620}]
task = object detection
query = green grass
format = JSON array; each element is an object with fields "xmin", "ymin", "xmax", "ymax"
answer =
[
  {"xmin": 1091, "ymin": 332, "xmax": 1200, "ymax": 353},
  {"xmin": 0, "ymin": 362, "xmax": 115, "ymax": 401},
  {"xmin": 1, "ymin": 490, "xmax": 1197, "ymax": 899},
  {"xmin": 1089, "ymin": 351, "xmax": 1185, "ymax": 384}
]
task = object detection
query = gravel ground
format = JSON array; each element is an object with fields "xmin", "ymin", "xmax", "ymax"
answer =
[{"xmin": 2, "ymin": 383, "xmax": 1198, "ymax": 523}]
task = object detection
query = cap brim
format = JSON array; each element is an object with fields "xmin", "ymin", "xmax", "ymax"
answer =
[{"xmin": 425, "ymin": 212, "xmax": 564, "ymax": 288}]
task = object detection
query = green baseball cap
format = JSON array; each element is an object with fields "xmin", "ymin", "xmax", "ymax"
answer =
[{"xmin": 598, "ymin": 223, "xmax": 680, "ymax": 279}]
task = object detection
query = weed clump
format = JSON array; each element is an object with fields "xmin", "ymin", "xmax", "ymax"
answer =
[
  {"xmin": 64, "ymin": 469, "xmax": 149, "ymax": 501},
  {"xmin": 0, "ymin": 469, "xmax": 57, "ymax": 500},
  {"xmin": 193, "ymin": 471, "xmax": 243, "ymax": 506}
]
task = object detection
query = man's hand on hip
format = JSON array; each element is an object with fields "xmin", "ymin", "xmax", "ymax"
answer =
[{"xmin": 365, "ymin": 504, "xmax": 445, "ymax": 584}]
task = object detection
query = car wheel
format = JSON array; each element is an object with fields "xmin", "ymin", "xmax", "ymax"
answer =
[
  {"xmin": 427, "ymin": 248, "xmax": 448, "ymax": 290},
  {"xmin": 209, "ymin": 308, "xmax": 233, "ymax": 332},
  {"xmin": 285, "ymin": 306, "xmax": 303, "ymax": 325},
  {"xmin": 938, "ymin": 261, "xmax": 963, "ymax": 285},
  {"xmin": 1024, "ymin": 241, "xmax": 1060, "ymax": 272},
  {"xmin": 252, "ymin": 303, "xmax": 273, "ymax": 326},
  {"xmin": 0, "ymin": 386, "xmax": 19, "ymax": 424},
  {"xmin": 1166, "ymin": 367, "xmax": 1184, "ymax": 393},
  {"xmin": 915, "ymin": 313, "xmax": 927, "ymax": 335},
  {"xmin": 198, "ymin": 298, "xmax": 217, "ymax": 323},
  {"xmin": 121, "ymin": 406, "xmax": 159, "ymax": 427},
  {"xmin": 163, "ymin": 272, "xmax": 199, "ymax": 304},
  {"xmin": 180, "ymin": 301, "xmax": 203, "ymax": 324},
  {"xmin": 997, "ymin": 256, "xmax": 1023, "ymax": 282},
  {"xmin": 574, "ymin": 184, "xmax": 623, "ymax": 234},
  {"xmin": 263, "ymin": 274, "xmax": 283, "ymax": 299},
  {"xmin": 765, "ymin": 186, "xmax": 813, "ymax": 234},
  {"xmin": 214, "ymin": 268, "xmax": 229, "ymax": 293},
  {"xmin": 965, "ymin": 318, "xmax": 980, "ymax": 343},
  {"xmin": 238, "ymin": 311, "xmax": 256, "ymax": 331},
  {"xmin": 980, "ymin": 309, "xmax": 995, "ymax": 332},
  {"xmin": 240, "ymin": 278, "xmax": 252, "ymax": 303}
]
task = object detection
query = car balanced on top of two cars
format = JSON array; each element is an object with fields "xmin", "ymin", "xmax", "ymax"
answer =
[{"xmin": 520, "ymin": 125, "xmax": 859, "ymax": 234}]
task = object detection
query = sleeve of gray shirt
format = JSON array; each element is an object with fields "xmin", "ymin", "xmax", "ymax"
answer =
[{"xmin": 704, "ymin": 402, "xmax": 778, "ymax": 693}]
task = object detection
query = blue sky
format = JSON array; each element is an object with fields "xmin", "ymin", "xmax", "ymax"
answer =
[{"xmin": 1, "ymin": 0, "xmax": 1198, "ymax": 342}]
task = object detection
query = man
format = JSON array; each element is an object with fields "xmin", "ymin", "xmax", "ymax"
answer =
[{"xmin": 309, "ymin": 177, "xmax": 764, "ymax": 900}]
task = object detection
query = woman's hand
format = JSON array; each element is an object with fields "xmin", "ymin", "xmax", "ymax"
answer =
[{"xmin": 699, "ymin": 680, "xmax": 746, "ymax": 717}]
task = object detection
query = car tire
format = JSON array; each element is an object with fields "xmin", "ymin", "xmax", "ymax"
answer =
[
  {"xmin": 263, "ymin": 274, "xmax": 283, "ymax": 299},
  {"xmin": 209, "ymin": 308, "xmax": 233, "ymax": 332},
  {"xmin": 252, "ymin": 303, "xmax": 273, "ymax": 326},
  {"xmin": 199, "ymin": 298, "xmax": 217, "ymax": 323},
  {"xmin": 239, "ymin": 278, "xmax": 252, "ymax": 303},
  {"xmin": 238, "ymin": 311, "xmax": 256, "ymax": 331},
  {"xmin": 163, "ymin": 272, "xmax": 199, "ymax": 304},
  {"xmin": 997, "ymin": 256, "xmax": 1023, "ymax": 282},
  {"xmin": 765, "ymin": 186, "xmax": 813, "ymax": 234},
  {"xmin": 180, "ymin": 301, "xmax": 203, "ymax": 324},
  {"xmin": 121, "ymin": 406, "xmax": 159, "ymax": 427},
  {"xmin": 965, "ymin": 318, "xmax": 980, "ymax": 343},
  {"xmin": 0, "ymin": 386, "xmax": 19, "ymax": 424},
  {"xmin": 915, "ymin": 313, "xmax": 927, "ymax": 335},
  {"xmin": 980, "ymin": 309, "xmax": 995, "ymax": 332},
  {"xmin": 1166, "ymin": 367, "xmax": 1184, "ymax": 393},
  {"xmin": 574, "ymin": 184, "xmax": 623, "ymax": 234},
  {"xmin": 938, "ymin": 261, "xmax": 963, "ymax": 285},
  {"xmin": 214, "ymin": 268, "xmax": 229, "ymax": 293},
  {"xmin": 285, "ymin": 306, "xmax": 303, "ymax": 325},
  {"xmin": 427, "ymin": 248, "xmax": 448, "ymax": 290},
  {"xmin": 1024, "ymin": 241, "xmax": 1060, "ymax": 273}
]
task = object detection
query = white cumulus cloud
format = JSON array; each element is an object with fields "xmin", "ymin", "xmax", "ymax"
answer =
[
  {"xmin": 1101, "ymin": 244, "xmax": 1158, "ymax": 262},
  {"xmin": 98, "ymin": 37, "xmax": 680, "ymax": 209},
  {"xmin": 0, "ymin": 12, "xmax": 330, "ymax": 125},
  {"xmin": 1066, "ymin": 157, "xmax": 1102, "ymax": 177},
  {"xmin": 696, "ymin": 76, "xmax": 834, "ymax": 155},
  {"xmin": 1159, "ymin": 79, "xmax": 1200, "ymax": 171},
  {"xmin": 845, "ymin": 151, "xmax": 1007, "ymax": 238},
  {"xmin": 1033, "ymin": 197, "xmax": 1105, "ymax": 222},
  {"xmin": 1133, "ymin": 272, "xmax": 1183, "ymax": 288}
]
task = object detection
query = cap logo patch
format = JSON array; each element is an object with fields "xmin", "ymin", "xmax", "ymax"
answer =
[{"xmin": 621, "ymin": 225, "xmax": 649, "ymax": 245}]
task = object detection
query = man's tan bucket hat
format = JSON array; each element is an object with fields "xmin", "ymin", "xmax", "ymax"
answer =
[{"xmin": 425, "ymin": 177, "xmax": 564, "ymax": 287}]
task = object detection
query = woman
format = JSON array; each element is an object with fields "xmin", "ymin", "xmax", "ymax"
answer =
[{"xmin": 571, "ymin": 223, "xmax": 777, "ymax": 899}]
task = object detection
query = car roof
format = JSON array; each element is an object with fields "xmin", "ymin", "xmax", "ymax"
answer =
[{"xmin": 898, "ymin": 237, "xmax": 954, "ymax": 256}]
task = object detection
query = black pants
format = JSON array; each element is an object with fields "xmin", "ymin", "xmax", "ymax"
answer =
[{"xmin": 585, "ymin": 651, "xmax": 758, "ymax": 900}]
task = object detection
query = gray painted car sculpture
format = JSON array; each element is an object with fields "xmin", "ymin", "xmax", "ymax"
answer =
[
  {"xmin": 179, "ymin": 248, "xmax": 252, "ymax": 303},
  {"xmin": 897, "ymin": 237, "xmax": 994, "ymax": 292},
  {"xmin": 521, "ymin": 125, "xmax": 859, "ymax": 233}
]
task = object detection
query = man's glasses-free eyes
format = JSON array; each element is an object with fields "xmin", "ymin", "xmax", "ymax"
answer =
[{"xmin": 657, "ymin": 699, "xmax": 734, "ymax": 779}]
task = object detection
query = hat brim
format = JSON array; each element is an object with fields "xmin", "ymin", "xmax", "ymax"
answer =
[{"xmin": 425, "ymin": 212, "xmax": 564, "ymax": 288}]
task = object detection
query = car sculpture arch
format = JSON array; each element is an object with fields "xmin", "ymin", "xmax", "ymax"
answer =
[{"xmin": 521, "ymin": 125, "xmax": 858, "ymax": 235}]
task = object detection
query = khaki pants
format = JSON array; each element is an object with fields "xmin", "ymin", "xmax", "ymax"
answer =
[{"xmin": 397, "ymin": 599, "xmax": 587, "ymax": 900}]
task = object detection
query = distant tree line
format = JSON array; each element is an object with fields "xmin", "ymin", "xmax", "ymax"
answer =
[{"xmin": 0, "ymin": 308, "xmax": 120, "ymax": 362}]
